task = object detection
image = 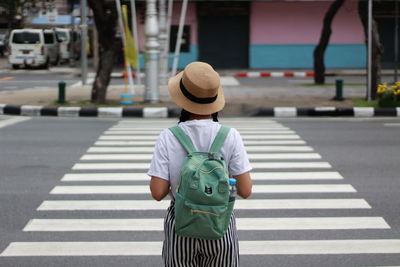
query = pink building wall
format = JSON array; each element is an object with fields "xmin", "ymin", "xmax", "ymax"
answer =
[{"xmin": 251, "ymin": 0, "xmax": 364, "ymax": 45}]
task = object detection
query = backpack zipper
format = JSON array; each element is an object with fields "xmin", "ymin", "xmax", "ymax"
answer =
[
  {"xmin": 191, "ymin": 209, "xmax": 219, "ymax": 217},
  {"xmin": 199, "ymin": 166, "xmax": 223, "ymax": 174}
]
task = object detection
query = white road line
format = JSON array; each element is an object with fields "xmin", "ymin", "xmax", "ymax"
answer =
[
  {"xmin": 4, "ymin": 239, "xmax": 400, "ymax": 256},
  {"xmin": 72, "ymin": 163, "xmax": 150, "ymax": 170},
  {"xmin": 61, "ymin": 173, "xmax": 149, "ymax": 181},
  {"xmin": 246, "ymin": 162, "xmax": 332, "ymax": 169},
  {"xmin": 37, "ymin": 199, "xmax": 371, "ymax": 211},
  {"xmin": 49, "ymin": 184, "xmax": 355, "ymax": 195},
  {"xmin": 384, "ymin": 123, "xmax": 400, "ymax": 127},
  {"xmin": 252, "ymin": 184, "xmax": 356, "ymax": 193},
  {"xmin": 0, "ymin": 117, "xmax": 30, "ymax": 128},
  {"xmin": 108, "ymin": 127, "xmax": 291, "ymax": 131},
  {"xmin": 81, "ymin": 154, "xmax": 153, "ymax": 161},
  {"xmin": 248, "ymin": 153, "xmax": 321, "ymax": 160},
  {"xmin": 98, "ymin": 135, "xmax": 301, "ymax": 140},
  {"xmin": 60, "ymin": 171, "xmax": 344, "ymax": 182},
  {"xmin": 95, "ymin": 141, "xmax": 157, "ymax": 146},
  {"xmin": 22, "ymin": 217, "xmax": 389, "ymax": 232},
  {"xmin": 103, "ymin": 130, "xmax": 296, "ymax": 135},
  {"xmin": 94, "ymin": 140, "xmax": 307, "ymax": 146},
  {"xmin": 240, "ymin": 240, "xmax": 400, "ymax": 255},
  {"xmin": 80, "ymin": 153, "xmax": 321, "ymax": 161},
  {"xmin": 87, "ymin": 146, "xmax": 313, "ymax": 152},
  {"xmin": 246, "ymin": 146, "xmax": 313, "ymax": 152},
  {"xmin": 0, "ymin": 242, "xmax": 162, "ymax": 256},
  {"xmin": 70, "ymin": 78, "xmax": 95, "ymax": 88},
  {"xmin": 88, "ymin": 147, "xmax": 155, "ymax": 153},
  {"xmin": 220, "ymin": 76, "xmax": 240, "ymax": 86},
  {"xmin": 251, "ymin": 172, "xmax": 343, "ymax": 180},
  {"xmin": 116, "ymin": 120, "xmax": 278, "ymax": 124},
  {"xmin": 71, "ymin": 162, "xmax": 330, "ymax": 170}
]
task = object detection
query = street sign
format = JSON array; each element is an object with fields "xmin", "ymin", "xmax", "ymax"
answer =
[{"xmin": 47, "ymin": 10, "xmax": 58, "ymax": 23}]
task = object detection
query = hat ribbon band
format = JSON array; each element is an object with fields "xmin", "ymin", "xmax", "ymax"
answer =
[{"xmin": 180, "ymin": 79, "xmax": 217, "ymax": 104}]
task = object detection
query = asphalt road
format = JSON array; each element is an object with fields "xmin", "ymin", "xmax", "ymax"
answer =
[
  {"xmin": 0, "ymin": 116, "xmax": 400, "ymax": 266},
  {"xmin": 0, "ymin": 66, "xmax": 370, "ymax": 92}
]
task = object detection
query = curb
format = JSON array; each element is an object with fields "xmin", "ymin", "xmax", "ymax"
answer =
[
  {"xmin": 250, "ymin": 107, "xmax": 400, "ymax": 117},
  {"xmin": 1, "ymin": 105, "xmax": 400, "ymax": 118},
  {"xmin": 236, "ymin": 72, "xmax": 315, "ymax": 78},
  {"xmin": 110, "ymin": 72, "xmax": 145, "ymax": 79}
]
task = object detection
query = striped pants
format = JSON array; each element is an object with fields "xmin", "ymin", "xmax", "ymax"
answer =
[{"xmin": 162, "ymin": 202, "xmax": 240, "ymax": 267}]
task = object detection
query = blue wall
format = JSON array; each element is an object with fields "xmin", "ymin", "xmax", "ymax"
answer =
[{"xmin": 250, "ymin": 44, "xmax": 366, "ymax": 69}]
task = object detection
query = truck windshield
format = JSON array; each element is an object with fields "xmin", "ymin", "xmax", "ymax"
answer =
[
  {"xmin": 44, "ymin": 33, "xmax": 54, "ymax": 44},
  {"xmin": 12, "ymin": 32, "xmax": 40, "ymax": 44},
  {"xmin": 56, "ymin": 31, "xmax": 67, "ymax": 42}
]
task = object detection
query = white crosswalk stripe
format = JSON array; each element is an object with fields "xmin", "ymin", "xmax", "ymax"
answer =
[
  {"xmin": 104, "ymin": 130, "xmax": 296, "ymax": 135},
  {"xmin": 3, "ymin": 240, "xmax": 400, "ymax": 256},
  {"xmin": 23, "ymin": 217, "xmax": 389, "ymax": 231},
  {"xmin": 50, "ymin": 184, "xmax": 356, "ymax": 194},
  {"xmin": 1, "ymin": 118, "xmax": 397, "ymax": 263},
  {"xmin": 87, "ymin": 145, "xmax": 313, "ymax": 152},
  {"xmin": 81, "ymin": 153, "xmax": 322, "ymax": 161},
  {"xmin": 60, "ymin": 171, "xmax": 344, "ymax": 182},
  {"xmin": 99, "ymin": 134, "xmax": 302, "ymax": 140},
  {"xmin": 37, "ymin": 199, "xmax": 371, "ymax": 210},
  {"xmin": 72, "ymin": 162, "xmax": 331, "ymax": 170},
  {"xmin": 95, "ymin": 140, "xmax": 307, "ymax": 146}
]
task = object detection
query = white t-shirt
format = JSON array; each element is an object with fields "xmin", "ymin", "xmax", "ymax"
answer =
[{"xmin": 147, "ymin": 119, "xmax": 252, "ymax": 197}]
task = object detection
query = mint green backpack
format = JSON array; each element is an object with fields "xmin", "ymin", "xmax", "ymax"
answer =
[{"xmin": 169, "ymin": 125, "xmax": 234, "ymax": 240}]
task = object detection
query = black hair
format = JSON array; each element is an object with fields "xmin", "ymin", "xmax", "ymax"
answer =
[{"xmin": 178, "ymin": 109, "xmax": 219, "ymax": 123}]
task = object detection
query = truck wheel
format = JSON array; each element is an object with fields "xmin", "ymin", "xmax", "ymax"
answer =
[
  {"xmin": 54, "ymin": 55, "xmax": 60, "ymax": 66},
  {"xmin": 43, "ymin": 58, "xmax": 50, "ymax": 69},
  {"xmin": 11, "ymin": 64, "xmax": 19, "ymax": 70}
]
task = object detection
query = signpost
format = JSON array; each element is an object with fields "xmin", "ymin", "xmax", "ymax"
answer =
[{"xmin": 144, "ymin": 0, "xmax": 160, "ymax": 103}]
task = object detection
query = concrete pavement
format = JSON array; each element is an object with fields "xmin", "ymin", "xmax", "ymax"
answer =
[{"xmin": 1, "ymin": 57, "xmax": 399, "ymax": 117}]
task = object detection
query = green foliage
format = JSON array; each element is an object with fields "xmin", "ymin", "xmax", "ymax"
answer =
[
  {"xmin": 351, "ymin": 98, "xmax": 379, "ymax": 108},
  {"xmin": 377, "ymin": 82, "xmax": 400, "ymax": 107},
  {"xmin": 0, "ymin": 0, "xmax": 53, "ymax": 17}
]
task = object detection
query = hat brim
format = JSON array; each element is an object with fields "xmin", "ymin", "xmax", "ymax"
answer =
[{"xmin": 168, "ymin": 71, "xmax": 225, "ymax": 115}]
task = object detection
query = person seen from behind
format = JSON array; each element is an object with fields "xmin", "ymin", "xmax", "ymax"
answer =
[{"xmin": 148, "ymin": 61, "xmax": 252, "ymax": 266}]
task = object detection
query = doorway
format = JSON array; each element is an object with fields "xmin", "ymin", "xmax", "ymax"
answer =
[{"xmin": 197, "ymin": 2, "xmax": 250, "ymax": 69}]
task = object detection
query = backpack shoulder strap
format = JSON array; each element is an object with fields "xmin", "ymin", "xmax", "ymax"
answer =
[
  {"xmin": 209, "ymin": 125, "xmax": 231, "ymax": 153},
  {"xmin": 169, "ymin": 126, "xmax": 196, "ymax": 154}
]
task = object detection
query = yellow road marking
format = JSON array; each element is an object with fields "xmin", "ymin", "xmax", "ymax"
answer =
[{"xmin": 0, "ymin": 77, "xmax": 14, "ymax": 81}]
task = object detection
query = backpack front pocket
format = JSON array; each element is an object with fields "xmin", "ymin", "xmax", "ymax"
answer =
[{"xmin": 174, "ymin": 193, "xmax": 233, "ymax": 240}]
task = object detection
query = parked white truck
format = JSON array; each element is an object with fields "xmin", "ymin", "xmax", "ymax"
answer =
[
  {"xmin": 8, "ymin": 29, "xmax": 59, "ymax": 69},
  {"xmin": 55, "ymin": 28, "xmax": 80, "ymax": 62}
]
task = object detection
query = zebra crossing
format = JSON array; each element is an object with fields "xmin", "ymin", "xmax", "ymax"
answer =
[{"xmin": 1, "ymin": 118, "xmax": 399, "ymax": 264}]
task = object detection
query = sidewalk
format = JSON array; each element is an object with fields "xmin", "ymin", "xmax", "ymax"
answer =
[{"xmin": 1, "ymin": 57, "xmax": 396, "ymax": 117}]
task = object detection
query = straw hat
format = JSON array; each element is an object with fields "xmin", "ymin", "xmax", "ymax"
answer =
[{"xmin": 168, "ymin": 62, "xmax": 225, "ymax": 115}]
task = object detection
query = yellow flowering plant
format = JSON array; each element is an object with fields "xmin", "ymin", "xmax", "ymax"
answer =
[{"xmin": 377, "ymin": 82, "xmax": 400, "ymax": 107}]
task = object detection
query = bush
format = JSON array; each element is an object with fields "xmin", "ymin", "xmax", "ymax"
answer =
[{"xmin": 377, "ymin": 82, "xmax": 400, "ymax": 107}]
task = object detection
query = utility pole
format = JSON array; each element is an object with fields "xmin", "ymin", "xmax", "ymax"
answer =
[
  {"xmin": 171, "ymin": 0, "xmax": 188, "ymax": 77},
  {"xmin": 158, "ymin": 0, "xmax": 168, "ymax": 86},
  {"xmin": 130, "ymin": 0, "xmax": 142, "ymax": 86},
  {"xmin": 395, "ymin": 0, "xmax": 399, "ymax": 82},
  {"xmin": 80, "ymin": 0, "xmax": 88, "ymax": 85},
  {"xmin": 69, "ymin": 1, "xmax": 75, "ymax": 67},
  {"xmin": 367, "ymin": 0, "xmax": 372, "ymax": 102},
  {"xmin": 144, "ymin": 0, "xmax": 160, "ymax": 103}
]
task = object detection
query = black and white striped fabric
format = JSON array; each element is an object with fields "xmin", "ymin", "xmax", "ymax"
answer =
[{"xmin": 163, "ymin": 202, "xmax": 239, "ymax": 267}]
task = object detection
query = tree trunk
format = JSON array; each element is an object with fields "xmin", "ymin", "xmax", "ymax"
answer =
[
  {"xmin": 313, "ymin": 0, "xmax": 345, "ymax": 84},
  {"xmin": 358, "ymin": 0, "xmax": 384, "ymax": 100},
  {"xmin": 87, "ymin": 0, "xmax": 118, "ymax": 104}
]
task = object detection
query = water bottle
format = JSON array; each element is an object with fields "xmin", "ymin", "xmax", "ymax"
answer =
[{"xmin": 229, "ymin": 178, "xmax": 237, "ymax": 202}]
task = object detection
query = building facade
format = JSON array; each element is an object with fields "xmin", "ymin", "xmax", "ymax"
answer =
[
  {"xmin": 153, "ymin": 0, "xmax": 366, "ymax": 70},
  {"xmin": 10, "ymin": 0, "xmax": 397, "ymax": 70}
]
